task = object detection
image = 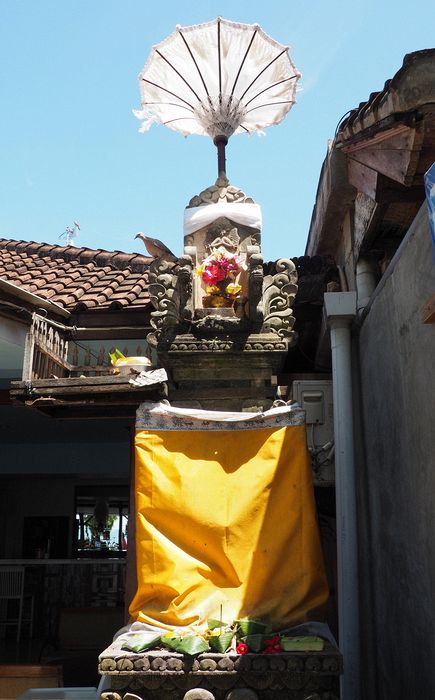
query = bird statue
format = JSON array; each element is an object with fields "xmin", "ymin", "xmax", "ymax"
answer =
[{"xmin": 135, "ymin": 232, "xmax": 178, "ymax": 263}]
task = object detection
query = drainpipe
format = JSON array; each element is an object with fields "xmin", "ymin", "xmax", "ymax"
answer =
[
  {"xmin": 356, "ymin": 258, "xmax": 376, "ymax": 313},
  {"xmin": 324, "ymin": 291, "xmax": 359, "ymax": 700}
]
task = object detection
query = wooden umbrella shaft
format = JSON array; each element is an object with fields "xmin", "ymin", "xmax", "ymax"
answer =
[{"xmin": 214, "ymin": 135, "xmax": 228, "ymax": 176}]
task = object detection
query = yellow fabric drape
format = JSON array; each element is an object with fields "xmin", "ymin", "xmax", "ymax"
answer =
[{"xmin": 130, "ymin": 423, "xmax": 328, "ymax": 631}]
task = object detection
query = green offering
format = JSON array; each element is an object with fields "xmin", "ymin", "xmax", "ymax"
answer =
[
  {"xmin": 121, "ymin": 632, "xmax": 161, "ymax": 653},
  {"xmin": 162, "ymin": 634, "xmax": 210, "ymax": 656},
  {"xmin": 208, "ymin": 632, "xmax": 235, "ymax": 653},
  {"xmin": 235, "ymin": 619, "xmax": 272, "ymax": 636},
  {"xmin": 240, "ymin": 634, "xmax": 267, "ymax": 653},
  {"xmin": 280, "ymin": 636, "xmax": 325, "ymax": 652},
  {"xmin": 109, "ymin": 348, "xmax": 125, "ymax": 365},
  {"xmin": 207, "ymin": 618, "xmax": 229, "ymax": 631}
]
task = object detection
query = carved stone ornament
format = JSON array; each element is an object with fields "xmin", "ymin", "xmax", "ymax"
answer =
[
  {"xmin": 187, "ymin": 175, "xmax": 255, "ymax": 208},
  {"xmin": 205, "ymin": 218, "xmax": 240, "ymax": 254},
  {"xmin": 248, "ymin": 254, "xmax": 264, "ymax": 328},
  {"xmin": 261, "ymin": 259, "xmax": 298, "ymax": 341},
  {"xmin": 147, "ymin": 255, "xmax": 297, "ymax": 356},
  {"xmin": 167, "ymin": 333, "xmax": 288, "ymax": 354},
  {"xmin": 147, "ymin": 255, "xmax": 193, "ymax": 345},
  {"xmin": 99, "ymin": 646, "xmax": 341, "ymax": 699}
]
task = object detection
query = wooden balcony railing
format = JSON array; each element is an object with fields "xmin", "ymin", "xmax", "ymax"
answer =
[{"xmin": 22, "ymin": 314, "xmax": 147, "ymax": 381}]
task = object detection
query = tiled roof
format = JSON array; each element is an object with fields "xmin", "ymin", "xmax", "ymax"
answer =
[
  {"xmin": 0, "ymin": 238, "xmax": 153, "ymax": 312},
  {"xmin": 336, "ymin": 49, "xmax": 435, "ymax": 142}
]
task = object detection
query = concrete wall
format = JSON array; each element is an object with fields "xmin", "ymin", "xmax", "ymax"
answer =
[
  {"xmin": 0, "ymin": 316, "xmax": 26, "ymax": 377},
  {"xmin": 357, "ymin": 205, "xmax": 435, "ymax": 698}
]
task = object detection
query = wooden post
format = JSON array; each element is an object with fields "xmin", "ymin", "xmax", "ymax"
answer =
[
  {"xmin": 213, "ymin": 135, "xmax": 228, "ymax": 176},
  {"xmin": 22, "ymin": 329, "xmax": 36, "ymax": 381},
  {"xmin": 124, "ymin": 421, "xmax": 137, "ymax": 624}
]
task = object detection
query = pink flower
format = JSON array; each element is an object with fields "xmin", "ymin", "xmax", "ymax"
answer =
[{"xmin": 236, "ymin": 642, "xmax": 249, "ymax": 655}]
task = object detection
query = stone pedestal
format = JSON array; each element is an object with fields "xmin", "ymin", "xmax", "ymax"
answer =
[
  {"xmin": 99, "ymin": 646, "xmax": 341, "ymax": 700},
  {"xmin": 160, "ymin": 330, "xmax": 289, "ymax": 411}
]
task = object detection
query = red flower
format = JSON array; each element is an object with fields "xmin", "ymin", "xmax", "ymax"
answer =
[
  {"xmin": 236, "ymin": 642, "xmax": 249, "ymax": 655},
  {"xmin": 202, "ymin": 263, "xmax": 227, "ymax": 284},
  {"xmin": 262, "ymin": 636, "xmax": 282, "ymax": 653},
  {"xmin": 199, "ymin": 251, "xmax": 245, "ymax": 288}
]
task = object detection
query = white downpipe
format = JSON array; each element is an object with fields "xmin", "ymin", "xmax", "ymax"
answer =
[
  {"xmin": 356, "ymin": 258, "xmax": 376, "ymax": 312},
  {"xmin": 324, "ymin": 292, "xmax": 359, "ymax": 700}
]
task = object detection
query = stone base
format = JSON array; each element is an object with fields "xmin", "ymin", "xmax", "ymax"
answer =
[
  {"xmin": 195, "ymin": 307, "xmax": 236, "ymax": 317},
  {"xmin": 98, "ymin": 647, "xmax": 341, "ymax": 700}
]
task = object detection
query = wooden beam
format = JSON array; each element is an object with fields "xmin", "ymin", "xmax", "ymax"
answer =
[
  {"xmin": 11, "ymin": 375, "xmax": 146, "ymax": 389},
  {"xmin": 353, "ymin": 192, "xmax": 378, "ymax": 257},
  {"xmin": 342, "ymin": 123, "xmax": 424, "ymax": 186},
  {"xmin": 347, "ymin": 160, "xmax": 378, "ymax": 199},
  {"xmin": 421, "ymin": 292, "xmax": 435, "ymax": 323},
  {"xmin": 10, "ymin": 383, "xmax": 163, "ymax": 397}
]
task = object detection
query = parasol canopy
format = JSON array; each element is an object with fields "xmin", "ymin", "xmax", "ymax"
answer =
[{"xmin": 134, "ymin": 17, "xmax": 301, "ymax": 150}]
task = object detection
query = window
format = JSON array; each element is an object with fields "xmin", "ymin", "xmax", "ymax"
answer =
[{"xmin": 74, "ymin": 485, "xmax": 129, "ymax": 558}]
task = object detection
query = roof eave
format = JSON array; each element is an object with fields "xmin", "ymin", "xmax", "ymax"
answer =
[
  {"xmin": 0, "ymin": 278, "xmax": 71, "ymax": 318},
  {"xmin": 306, "ymin": 49, "xmax": 435, "ymax": 257}
]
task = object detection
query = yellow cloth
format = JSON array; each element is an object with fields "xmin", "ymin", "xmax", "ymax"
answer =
[{"xmin": 130, "ymin": 422, "xmax": 328, "ymax": 631}]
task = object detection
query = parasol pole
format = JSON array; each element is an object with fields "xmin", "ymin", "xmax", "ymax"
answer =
[{"xmin": 213, "ymin": 134, "xmax": 228, "ymax": 176}]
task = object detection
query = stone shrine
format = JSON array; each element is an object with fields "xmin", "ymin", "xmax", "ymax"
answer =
[{"xmin": 146, "ymin": 175, "xmax": 298, "ymax": 411}]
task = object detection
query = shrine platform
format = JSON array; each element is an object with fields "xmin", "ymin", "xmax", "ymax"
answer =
[{"xmin": 98, "ymin": 643, "xmax": 342, "ymax": 700}]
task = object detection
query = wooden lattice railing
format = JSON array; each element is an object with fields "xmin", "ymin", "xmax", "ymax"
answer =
[
  {"xmin": 23, "ymin": 316, "xmax": 71, "ymax": 381},
  {"xmin": 22, "ymin": 314, "xmax": 147, "ymax": 381}
]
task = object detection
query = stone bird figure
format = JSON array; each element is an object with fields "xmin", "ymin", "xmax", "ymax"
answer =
[{"xmin": 135, "ymin": 232, "xmax": 178, "ymax": 263}]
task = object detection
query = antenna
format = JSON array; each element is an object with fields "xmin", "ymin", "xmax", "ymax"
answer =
[{"xmin": 59, "ymin": 221, "xmax": 80, "ymax": 246}]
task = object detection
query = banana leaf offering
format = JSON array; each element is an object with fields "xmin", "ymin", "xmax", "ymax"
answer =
[
  {"xmin": 280, "ymin": 636, "xmax": 325, "ymax": 652},
  {"xmin": 207, "ymin": 618, "xmax": 229, "ymax": 631},
  {"xmin": 239, "ymin": 634, "xmax": 267, "ymax": 653},
  {"xmin": 119, "ymin": 619, "xmax": 326, "ymax": 657},
  {"xmin": 208, "ymin": 631, "xmax": 235, "ymax": 653},
  {"xmin": 121, "ymin": 632, "xmax": 161, "ymax": 653},
  {"xmin": 161, "ymin": 634, "xmax": 210, "ymax": 656},
  {"xmin": 235, "ymin": 619, "xmax": 272, "ymax": 636}
]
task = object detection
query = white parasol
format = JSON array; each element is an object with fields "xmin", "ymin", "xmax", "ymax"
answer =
[{"xmin": 134, "ymin": 17, "xmax": 301, "ymax": 173}]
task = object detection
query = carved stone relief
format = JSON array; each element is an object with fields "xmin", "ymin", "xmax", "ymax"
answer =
[
  {"xmin": 261, "ymin": 259, "xmax": 298, "ymax": 342},
  {"xmin": 205, "ymin": 218, "xmax": 240, "ymax": 254},
  {"xmin": 186, "ymin": 175, "xmax": 255, "ymax": 209},
  {"xmin": 147, "ymin": 256, "xmax": 193, "ymax": 345}
]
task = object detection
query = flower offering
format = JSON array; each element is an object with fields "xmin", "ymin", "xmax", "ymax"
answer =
[{"xmin": 196, "ymin": 251, "xmax": 246, "ymax": 305}]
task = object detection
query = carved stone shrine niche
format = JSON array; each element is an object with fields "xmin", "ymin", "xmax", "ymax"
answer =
[{"xmin": 146, "ymin": 175, "xmax": 298, "ymax": 409}]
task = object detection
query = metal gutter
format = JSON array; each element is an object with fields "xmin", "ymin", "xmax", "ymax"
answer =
[{"xmin": 0, "ymin": 278, "xmax": 71, "ymax": 318}]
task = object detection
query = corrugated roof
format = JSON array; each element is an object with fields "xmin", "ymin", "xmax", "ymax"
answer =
[{"xmin": 0, "ymin": 238, "xmax": 152, "ymax": 313}]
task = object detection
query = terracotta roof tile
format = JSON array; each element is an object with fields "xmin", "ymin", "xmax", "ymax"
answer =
[{"xmin": 0, "ymin": 238, "xmax": 153, "ymax": 312}]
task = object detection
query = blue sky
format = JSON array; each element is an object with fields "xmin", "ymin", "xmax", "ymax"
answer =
[{"xmin": 1, "ymin": 0, "xmax": 434, "ymax": 262}]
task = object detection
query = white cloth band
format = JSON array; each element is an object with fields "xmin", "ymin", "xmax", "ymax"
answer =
[{"xmin": 183, "ymin": 203, "xmax": 262, "ymax": 236}]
